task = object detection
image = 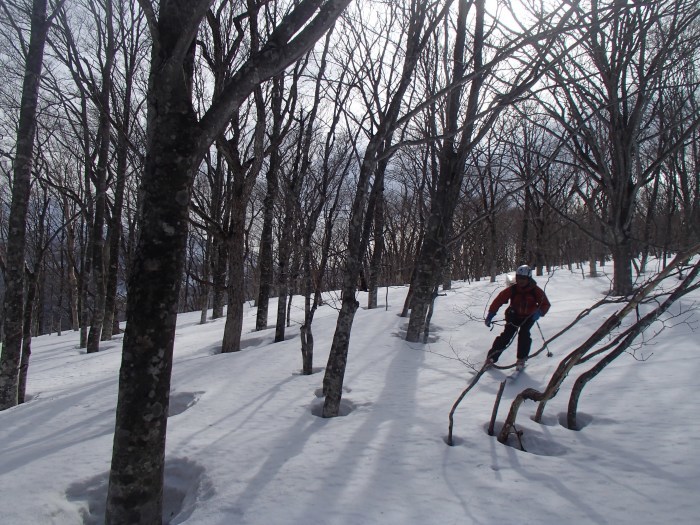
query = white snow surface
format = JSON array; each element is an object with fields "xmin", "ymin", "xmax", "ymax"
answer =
[{"xmin": 1, "ymin": 263, "xmax": 699, "ymax": 524}]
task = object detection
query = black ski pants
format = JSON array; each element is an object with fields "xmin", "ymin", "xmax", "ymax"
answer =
[{"xmin": 488, "ymin": 311, "xmax": 535, "ymax": 362}]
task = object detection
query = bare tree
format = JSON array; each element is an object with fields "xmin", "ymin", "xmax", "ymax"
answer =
[
  {"xmin": 297, "ymin": 32, "xmax": 355, "ymax": 372},
  {"xmin": 405, "ymin": 0, "xmax": 576, "ymax": 341},
  {"xmin": 322, "ymin": 0, "xmax": 451, "ymax": 417},
  {"xmin": 102, "ymin": 0, "xmax": 149, "ymax": 340},
  {"xmin": 536, "ymin": 0, "xmax": 700, "ymax": 295},
  {"xmin": 255, "ymin": 67, "xmax": 299, "ymax": 330},
  {"xmin": 0, "ymin": 0, "xmax": 56, "ymax": 410},
  {"xmin": 82, "ymin": 0, "xmax": 116, "ymax": 353},
  {"xmin": 48, "ymin": 0, "xmax": 109, "ymax": 349},
  {"xmin": 566, "ymin": 260, "xmax": 700, "ymax": 429},
  {"xmin": 105, "ymin": 1, "xmax": 351, "ymax": 522}
]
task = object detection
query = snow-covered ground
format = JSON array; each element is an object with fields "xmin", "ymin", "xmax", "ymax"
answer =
[{"xmin": 1, "ymin": 261, "xmax": 698, "ymax": 524}]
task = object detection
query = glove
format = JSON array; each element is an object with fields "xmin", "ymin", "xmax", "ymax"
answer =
[
  {"xmin": 485, "ymin": 312, "xmax": 495, "ymax": 327},
  {"xmin": 532, "ymin": 309, "xmax": 543, "ymax": 322}
]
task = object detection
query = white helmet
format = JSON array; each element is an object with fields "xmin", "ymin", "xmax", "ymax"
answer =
[{"xmin": 516, "ymin": 265, "xmax": 532, "ymax": 278}]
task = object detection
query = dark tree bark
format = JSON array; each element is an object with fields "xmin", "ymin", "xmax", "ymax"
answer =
[
  {"xmin": 18, "ymin": 188, "xmax": 50, "ymax": 403},
  {"xmin": 220, "ymin": 94, "xmax": 266, "ymax": 354},
  {"xmin": 18, "ymin": 266, "xmax": 39, "ymax": 404},
  {"xmin": 106, "ymin": 1, "xmax": 351, "ymax": 521},
  {"xmin": 62, "ymin": 194, "xmax": 80, "ymax": 331},
  {"xmin": 367, "ymin": 188, "xmax": 385, "ymax": 309},
  {"xmin": 210, "ymin": 219, "xmax": 227, "ymax": 319},
  {"xmin": 221, "ymin": 210, "xmax": 249, "ymax": 352},
  {"xmin": 0, "ymin": 0, "xmax": 50, "ymax": 410},
  {"xmin": 367, "ymin": 140, "xmax": 390, "ymax": 309},
  {"xmin": 275, "ymin": 156, "xmax": 302, "ymax": 342},
  {"xmin": 105, "ymin": 14, "xmax": 200, "ymax": 522},
  {"xmin": 87, "ymin": 0, "xmax": 115, "ymax": 353},
  {"xmin": 518, "ymin": 186, "xmax": 532, "ymax": 264},
  {"xmin": 255, "ymin": 74, "xmax": 286, "ymax": 331},
  {"xmin": 199, "ymin": 233, "xmax": 212, "ymax": 324}
]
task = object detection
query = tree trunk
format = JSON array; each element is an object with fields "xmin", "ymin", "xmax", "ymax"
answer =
[
  {"xmin": 323, "ymin": 143, "xmax": 390, "ymax": 413},
  {"xmin": 105, "ymin": 24, "xmax": 199, "ymax": 525},
  {"xmin": 588, "ymin": 248, "xmax": 598, "ymax": 277},
  {"xmin": 0, "ymin": 0, "xmax": 49, "ymax": 410},
  {"xmin": 255, "ymin": 75, "xmax": 285, "ymax": 331},
  {"xmin": 275, "ymin": 142, "xmax": 304, "ymax": 342},
  {"xmin": 368, "ymin": 175, "xmax": 385, "ymax": 309},
  {"xmin": 323, "ymin": 291, "xmax": 360, "ymax": 416},
  {"xmin": 106, "ymin": 0, "xmax": 352, "ymax": 518},
  {"xmin": 322, "ymin": 152, "xmax": 379, "ymax": 414},
  {"xmin": 211, "ymin": 237, "xmax": 227, "ymax": 319},
  {"xmin": 78, "ymin": 264, "xmax": 89, "ymax": 347},
  {"xmin": 103, "ymin": 28, "xmax": 133, "ymax": 340},
  {"xmin": 101, "ymin": 213, "xmax": 121, "ymax": 340},
  {"xmin": 519, "ymin": 186, "xmax": 531, "ymax": 263},
  {"xmin": 300, "ymin": 323, "xmax": 314, "ymax": 375},
  {"xmin": 199, "ymin": 234, "xmax": 212, "ymax": 325},
  {"xmin": 18, "ymin": 270, "xmax": 39, "ymax": 404},
  {"xmin": 611, "ymin": 238, "xmax": 633, "ymax": 296},
  {"xmin": 221, "ymin": 222, "xmax": 247, "ymax": 353},
  {"xmin": 406, "ymin": 0, "xmax": 486, "ymax": 342},
  {"xmin": 400, "ymin": 268, "xmax": 416, "ymax": 318},
  {"xmin": 275, "ymin": 206, "xmax": 294, "ymax": 342},
  {"xmin": 488, "ymin": 218, "xmax": 498, "ymax": 282},
  {"xmin": 405, "ymin": 203, "xmax": 455, "ymax": 341},
  {"xmin": 62, "ymin": 195, "xmax": 80, "ymax": 331},
  {"xmin": 86, "ymin": 4, "xmax": 114, "ymax": 351},
  {"xmin": 255, "ymin": 164, "xmax": 278, "ymax": 330}
]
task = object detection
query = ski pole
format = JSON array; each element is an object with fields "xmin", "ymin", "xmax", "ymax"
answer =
[{"xmin": 536, "ymin": 321, "xmax": 553, "ymax": 357}]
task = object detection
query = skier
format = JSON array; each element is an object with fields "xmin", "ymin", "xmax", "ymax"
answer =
[{"xmin": 484, "ymin": 265, "xmax": 551, "ymax": 371}]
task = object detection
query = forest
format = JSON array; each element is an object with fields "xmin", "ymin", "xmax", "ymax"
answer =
[{"xmin": 1, "ymin": 0, "xmax": 699, "ymax": 523}]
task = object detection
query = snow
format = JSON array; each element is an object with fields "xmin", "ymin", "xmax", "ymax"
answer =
[{"xmin": 1, "ymin": 262, "xmax": 699, "ymax": 524}]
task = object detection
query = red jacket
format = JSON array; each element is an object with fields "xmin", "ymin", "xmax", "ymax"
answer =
[{"xmin": 489, "ymin": 280, "xmax": 551, "ymax": 318}]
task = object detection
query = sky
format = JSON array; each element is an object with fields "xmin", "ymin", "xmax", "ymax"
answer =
[{"xmin": 0, "ymin": 259, "xmax": 698, "ymax": 524}]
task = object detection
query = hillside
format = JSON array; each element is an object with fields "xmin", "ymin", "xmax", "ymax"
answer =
[{"xmin": 1, "ymin": 263, "xmax": 698, "ymax": 524}]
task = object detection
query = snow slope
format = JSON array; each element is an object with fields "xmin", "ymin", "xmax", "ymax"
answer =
[{"xmin": 0, "ymin": 262, "xmax": 698, "ymax": 524}]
